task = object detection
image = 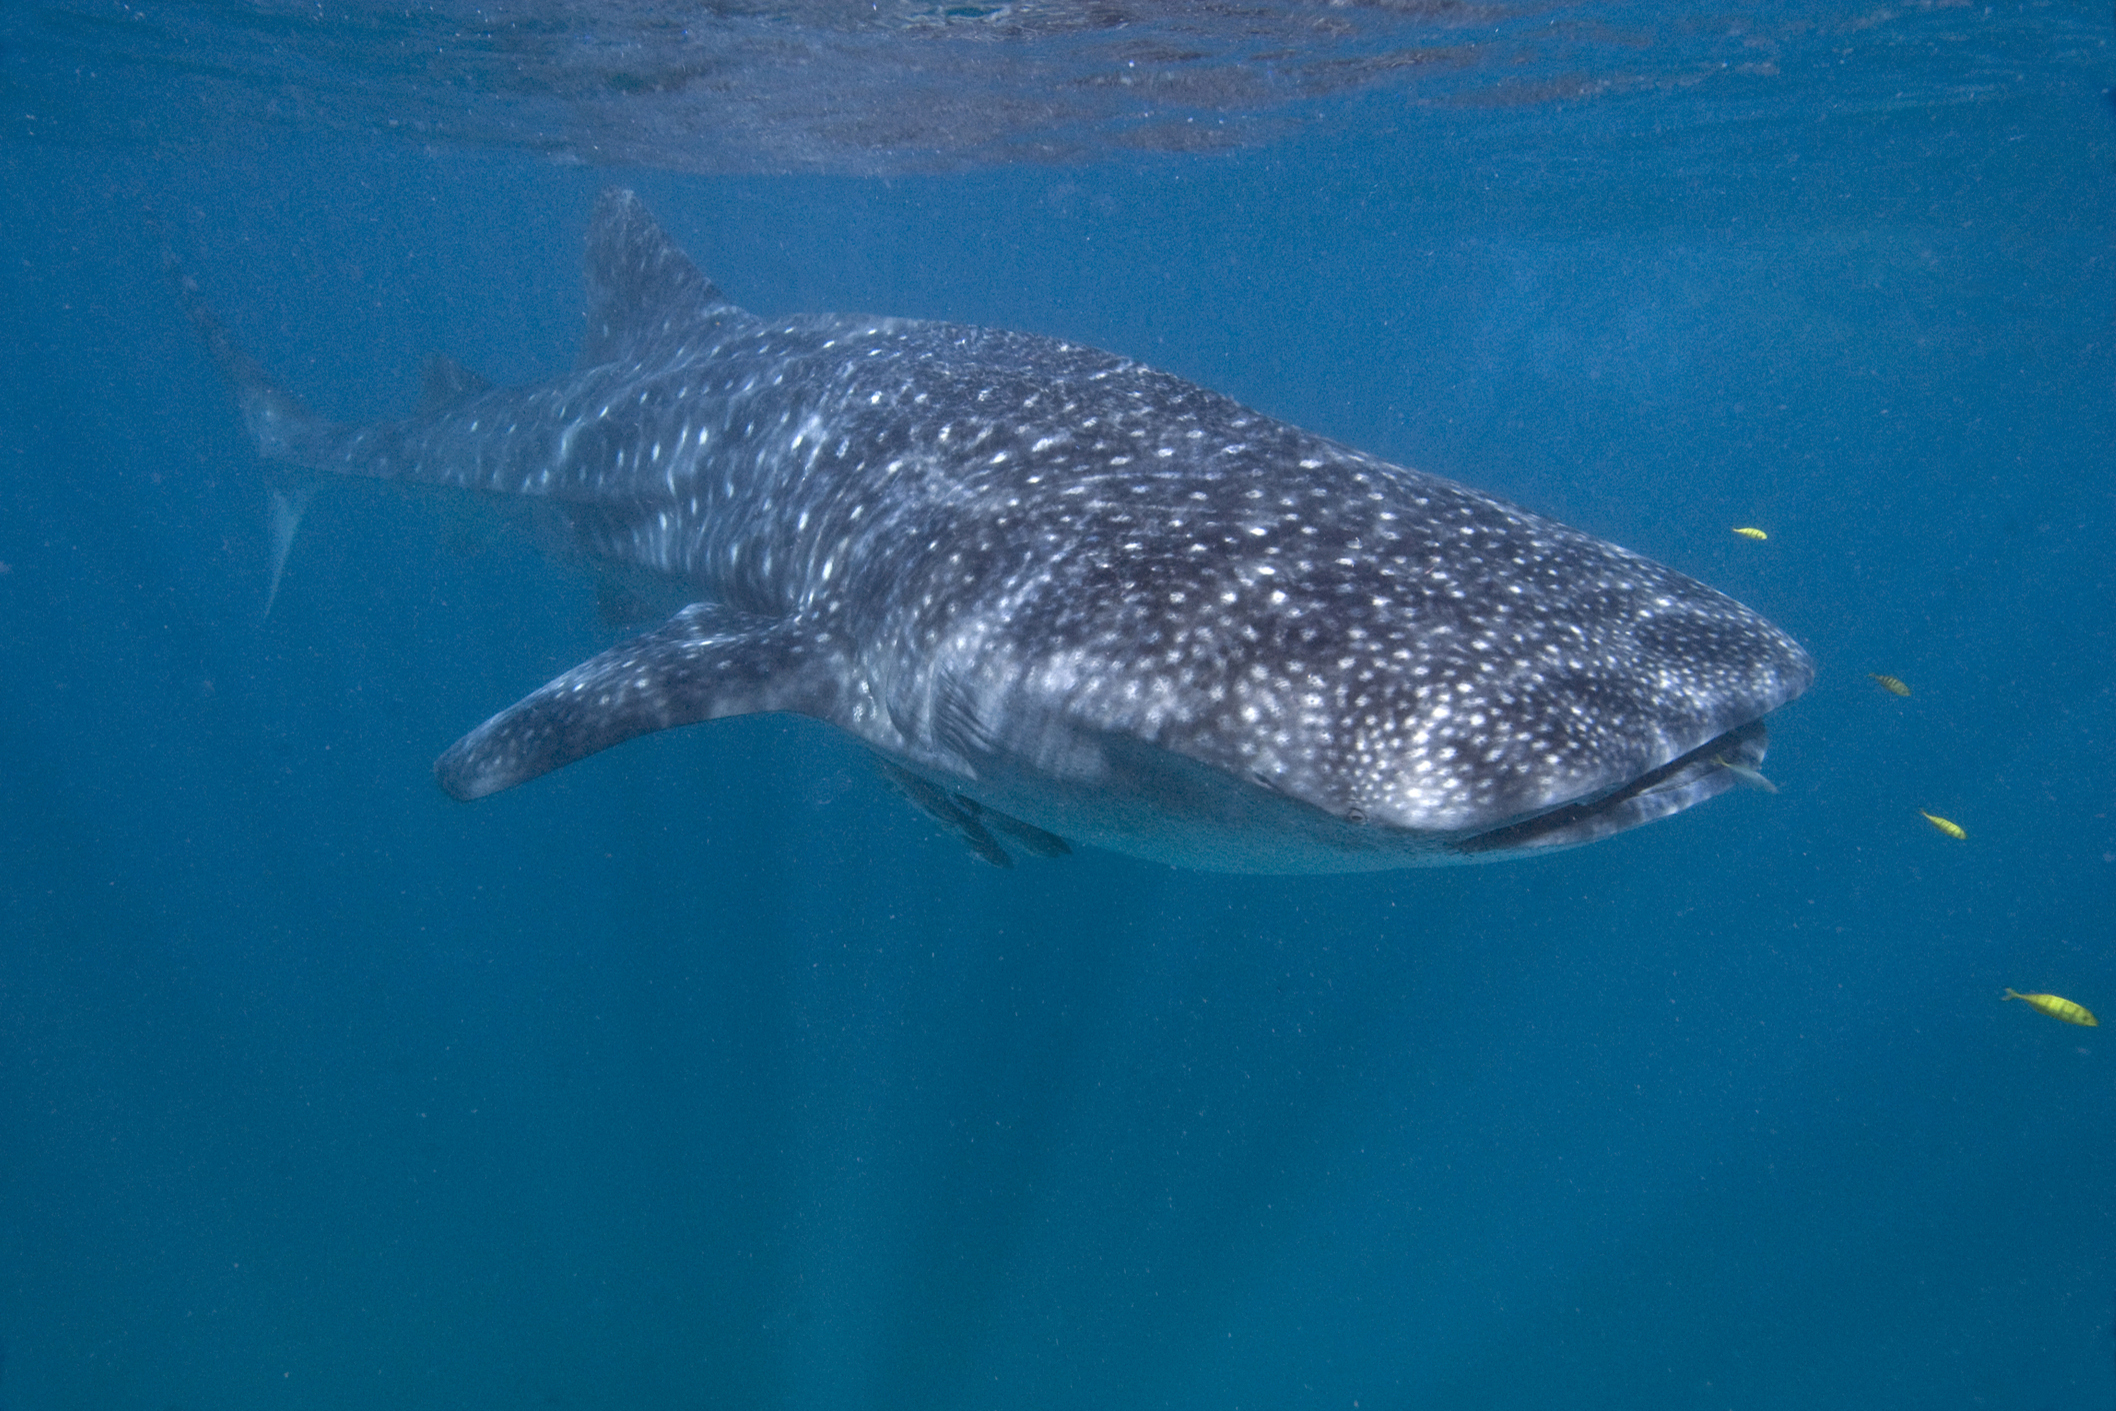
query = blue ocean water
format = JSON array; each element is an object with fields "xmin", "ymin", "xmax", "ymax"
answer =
[{"xmin": 1, "ymin": 3, "xmax": 2112, "ymax": 1407}]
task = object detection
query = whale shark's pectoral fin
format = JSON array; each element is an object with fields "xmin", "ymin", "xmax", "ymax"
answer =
[
  {"xmin": 872, "ymin": 761, "xmax": 1072, "ymax": 867},
  {"xmin": 435, "ymin": 603, "xmax": 842, "ymax": 801}
]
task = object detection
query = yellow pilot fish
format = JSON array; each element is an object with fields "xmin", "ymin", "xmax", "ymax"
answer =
[
  {"xmin": 1731, "ymin": 526, "xmax": 1768, "ymax": 541},
  {"xmin": 1868, "ymin": 673, "xmax": 1911, "ymax": 697},
  {"xmin": 1711, "ymin": 755, "xmax": 1779, "ymax": 794},
  {"xmin": 1920, "ymin": 811, "xmax": 1966, "ymax": 840},
  {"xmin": 2003, "ymin": 989, "xmax": 2099, "ymax": 1027}
]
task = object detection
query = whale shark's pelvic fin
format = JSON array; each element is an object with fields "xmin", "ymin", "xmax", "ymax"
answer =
[
  {"xmin": 874, "ymin": 761, "xmax": 1072, "ymax": 867},
  {"xmin": 434, "ymin": 602, "xmax": 843, "ymax": 801},
  {"xmin": 984, "ymin": 809, "xmax": 1073, "ymax": 859},
  {"xmin": 875, "ymin": 761, "xmax": 1014, "ymax": 867}
]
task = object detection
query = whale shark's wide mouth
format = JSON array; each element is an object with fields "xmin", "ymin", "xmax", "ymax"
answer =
[{"xmin": 1451, "ymin": 720, "xmax": 1771, "ymax": 856}]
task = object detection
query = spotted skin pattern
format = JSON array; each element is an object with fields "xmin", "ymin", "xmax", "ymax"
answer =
[{"xmin": 176, "ymin": 188, "xmax": 1814, "ymax": 872}]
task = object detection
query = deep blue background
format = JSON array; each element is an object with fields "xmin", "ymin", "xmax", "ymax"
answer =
[{"xmin": 2, "ymin": 44, "xmax": 2113, "ymax": 1411}]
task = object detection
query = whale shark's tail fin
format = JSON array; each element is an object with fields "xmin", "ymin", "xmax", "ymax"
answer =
[
  {"xmin": 262, "ymin": 482, "xmax": 313, "ymax": 618},
  {"xmin": 158, "ymin": 242, "xmax": 335, "ymax": 467},
  {"xmin": 158, "ymin": 231, "xmax": 334, "ymax": 614},
  {"xmin": 156, "ymin": 228, "xmax": 335, "ymax": 614},
  {"xmin": 578, "ymin": 187, "xmax": 760, "ymax": 368}
]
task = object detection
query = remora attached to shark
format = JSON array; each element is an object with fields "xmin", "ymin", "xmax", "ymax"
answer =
[{"xmin": 170, "ymin": 188, "xmax": 1813, "ymax": 872}]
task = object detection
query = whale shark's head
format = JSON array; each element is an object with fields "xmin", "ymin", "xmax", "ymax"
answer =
[{"xmin": 925, "ymin": 430, "xmax": 1815, "ymax": 870}]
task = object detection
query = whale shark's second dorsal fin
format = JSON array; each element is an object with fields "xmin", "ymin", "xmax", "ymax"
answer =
[
  {"xmin": 578, "ymin": 188, "xmax": 757, "ymax": 368},
  {"xmin": 416, "ymin": 354, "xmax": 492, "ymax": 415}
]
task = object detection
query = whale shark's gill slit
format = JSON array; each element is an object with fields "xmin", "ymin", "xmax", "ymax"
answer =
[{"xmin": 1453, "ymin": 721, "xmax": 1771, "ymax": 856}]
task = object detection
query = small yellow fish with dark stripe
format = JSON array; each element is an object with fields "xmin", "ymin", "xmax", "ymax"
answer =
[
  {"xmin": 1920, "ymin": 811, "xmax": 1966, "ymax": 840},
  {"xmin": 1868, "ymin": 673, "xmax": 1911, "ymax": 697},
  {"xmin": 1731, "ymin": 526, "xmax": 1768, "ymax": 541},
  {"xmin": 2003, "ymin": 989, "xmax": 2098, "ymax": 1027}
]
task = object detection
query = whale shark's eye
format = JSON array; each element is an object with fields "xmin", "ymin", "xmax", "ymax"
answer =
[{"xmin": 1345, "ymin": 808, "xmax": 1367, "ymax": 824}]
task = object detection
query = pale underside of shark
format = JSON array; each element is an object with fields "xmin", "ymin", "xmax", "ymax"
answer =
[{"xmin": 169, "ymin": 188, "xmax": 1814, "ymax": 872}]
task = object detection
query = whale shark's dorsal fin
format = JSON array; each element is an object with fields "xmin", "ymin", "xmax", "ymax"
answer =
[{"xmin": 578, "ymin": 188, "xmax": 757, "ymax": 368}]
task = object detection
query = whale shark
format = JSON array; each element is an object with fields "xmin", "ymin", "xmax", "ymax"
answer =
[{"xmin": 169, "ymin": 187, "xmax": 1813, "ymax": 872}]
